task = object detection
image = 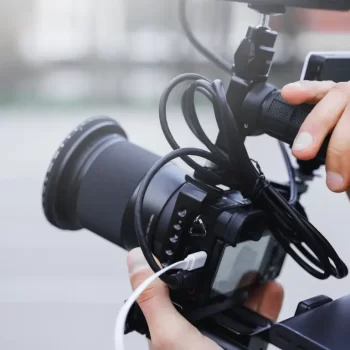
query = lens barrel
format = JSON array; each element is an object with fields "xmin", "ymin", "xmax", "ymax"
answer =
[{"xmin": 42, "ymin": 116, "xmax": 186, "ymax": 251}]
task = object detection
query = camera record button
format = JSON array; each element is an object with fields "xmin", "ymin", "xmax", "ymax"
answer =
[
  {"xmin": 165, "ymin": 250, "xmax": 174, "ymax": 256},
  {"xmin": 173, "ymin": 224, "xmax": 182, "ymax": 232},
  {"xmin": 170, "ymin": 235, "xmax": 179, "ymax": 244},
  {"xmin": 178, "ymin": 209, "xmax": 187, "ymax": 218}
]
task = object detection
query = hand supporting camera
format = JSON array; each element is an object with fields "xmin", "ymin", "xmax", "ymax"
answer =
[{"xmin": 127, "ymin": 248, "xmax": 283, "ymax": 350}]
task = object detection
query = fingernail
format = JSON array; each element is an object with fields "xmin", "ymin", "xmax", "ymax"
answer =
[
  {"xmin": 293, "ymin": 132, "xmax": 314, "ymax": 151},
  {"xmin": 127, "ymin": 248, "xmax": 150, "ymax": 276},
  {"xmin": 327, "ymin": 172, "xmax": 344, "ymax": 191}
]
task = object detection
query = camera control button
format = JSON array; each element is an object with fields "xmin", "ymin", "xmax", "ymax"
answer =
[
  {"xmin": 170, "ymin": 235, "xmax": 179, "ymax": 244},
  {"xmin": 165, "ymin": 250, "xmax": 174, "ymax": 256},
  {"xmin": 173, "ymin": 224, "xmax": 182, "ymax": 232},
  {"xmin": 178, "ymin": 209, "xmax": 187, "ymax": 218}
]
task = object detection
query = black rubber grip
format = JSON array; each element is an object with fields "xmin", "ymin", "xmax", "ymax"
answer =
[
  {"xmin": 77, "ymin": 139, "xmax": 160, "ymax": 247},
  {"xmin": 261, "ymin": 91, "xmax": 329, "ymax": 163}
]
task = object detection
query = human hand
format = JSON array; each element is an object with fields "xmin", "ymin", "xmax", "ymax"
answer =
[
  {"xmin": 281, "ymin": 81, "xmax": 350, "ymax": 194},
  {"xmin": 127, "ymin": 248, "xmax": 284, "ymax": 350}
]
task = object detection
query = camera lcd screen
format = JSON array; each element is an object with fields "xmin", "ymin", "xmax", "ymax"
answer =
[{"xmin": 211, "ymin": 235, "xmax": 271, "ymax": 297}]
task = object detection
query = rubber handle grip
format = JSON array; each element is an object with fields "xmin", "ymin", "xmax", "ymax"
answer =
[{"xmin": 260, "ymin": 90, "xmax": 329, "ymax": 163}]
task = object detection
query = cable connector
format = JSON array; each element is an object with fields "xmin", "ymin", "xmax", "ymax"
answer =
[
  {"xmin": 115, "ymin": 251, "xmax": 207, "ymax": 350},
  {"xmin": 183, "ymin": 251, "xmax": 207, "ymax": 271}
]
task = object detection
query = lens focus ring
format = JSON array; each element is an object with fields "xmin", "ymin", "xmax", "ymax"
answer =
[{"xmin": 42, "ymin": 116, "xmax": 127, "ymax": 230}]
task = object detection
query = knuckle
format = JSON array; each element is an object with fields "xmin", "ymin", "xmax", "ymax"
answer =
[
  {"xmin": 152, "ymin": 330, "xmax": 181, "ymax": 350},
  {"xmin": 321, "ymin": 80, "xmax": 336, "ymax": 89},
  {"xmin": 327, "ymin": 146, "xmax": 350, "ymax": 184},
  {"xmin": 327, "ymin": 144, "xmax": 343, "ymax": 158},
  {"xmin": 153, "ymin": 337, "xmax": 174, "ymax": 350},
  {"xmin": 136, "ymin": 283, "xmax": 168, "ymax": 308},
  {"xmin": 332, "ymin": 82, "xmax": 350, "ymax": 97},
  {"xmin": 137, "ymin": 285, "xmax": 157, "ymax": 307},
  {"xmin": 318, "ymin": 80, "xmax": 335, "ymax": 93}
]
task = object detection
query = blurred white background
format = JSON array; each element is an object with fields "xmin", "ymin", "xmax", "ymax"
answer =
[{"xmin": 1, "ymin": 1, "xmax": 350, "ymax": 349}]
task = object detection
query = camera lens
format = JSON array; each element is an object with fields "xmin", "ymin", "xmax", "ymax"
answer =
[{"xmin": 42, "ymin": 116, "xmax": 186, "ymax": 251}]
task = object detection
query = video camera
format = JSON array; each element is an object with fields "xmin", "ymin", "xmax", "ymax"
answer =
[{"xmin": 42, "ymin": 1, "xmax": 350, "ymax": 349}]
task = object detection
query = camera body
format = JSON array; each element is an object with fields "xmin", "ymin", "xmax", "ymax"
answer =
[
  {"xmin": 43, "ymin": 116, "xmax": 287, "ymax": 310},
  {"xmin": 142, "ymin": 176, "xmax": 286, "ymax": 306}
]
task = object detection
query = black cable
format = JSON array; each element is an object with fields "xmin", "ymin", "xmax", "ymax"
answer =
[
  {"xmin": 279, "ymin": 141, "xmax": 298, "ymax": 206},
  {"xmin": 178, "ymin": 0, "xmax": 233, "ymax": 74},
  {"xmin": 158, "ymin": 73, "xmax": 232, "ymax": 186},
  {"xmin": 134, "ymin": 147, "xmax": 232, "ymax": 287},
  {"xmin": 179, "ymin": 0, "xmax": 299, "ymax": 207},
  {"xmin": 135, "ymin": 1, "xmax": 347, "ymax": 284},
  {"xmin": 135, "ymin": 73, "xmax": 348, "ymax": 286}
]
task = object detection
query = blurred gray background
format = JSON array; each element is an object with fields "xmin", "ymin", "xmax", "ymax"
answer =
[{"xmin": 1, "ymin": 1, "xmax": 350, "ymax": 349}]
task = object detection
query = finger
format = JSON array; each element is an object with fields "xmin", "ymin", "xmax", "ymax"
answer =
[
  {"xmin": 127, "ymin": 248, "xmax": 173, "ymax": 322},
  {"xmin": 127, "ymin": 248, "xmax": 221, "ymax": 350},
  {"xmin": 256, "ymin": 282, "xmax": 284, "ymax": 321},
  {"xmin": 281, "ymin": 80, "xmax": 336, "ymax": 104},
  {"xmin": 292, "ymin": 82, "xmax": 350, "ymax": 160},
  {"xmin": 244, "ymin": 282, "xmax": 284, "ymax": 321},
  {"xmin": 325, "ymin": 104, "xmax": 350, "ymax": 192}
]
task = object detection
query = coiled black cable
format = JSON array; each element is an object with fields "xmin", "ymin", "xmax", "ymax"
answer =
[
  {"xmin": 179, "ymin": 0, "xmax": 299, "ymax": 207},
  {"xmin": 178, "ymin": 0, "xmax": 233, "ymax": 74},
  {"xmin": 134, "ymin": 73, "xmax": 348, "ymax": 287}
]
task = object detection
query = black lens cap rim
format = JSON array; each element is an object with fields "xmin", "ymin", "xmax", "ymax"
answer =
[{"xmin": 42, "ymin": 116, "xmax": 127, "ymax": 230}]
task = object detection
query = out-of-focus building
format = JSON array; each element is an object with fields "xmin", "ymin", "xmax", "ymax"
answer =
[{"xmin": 0, "ymin": 0, "xmax": 349, "ymax": 106}]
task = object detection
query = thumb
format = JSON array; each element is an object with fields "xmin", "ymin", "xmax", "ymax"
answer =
[
  {"xmin": 127, "ymin": 248, "xmax": 221, "ymax": 350},
  {"xmin": 127, "ymin": 248, "xmax": 180, "ymax": 331}
]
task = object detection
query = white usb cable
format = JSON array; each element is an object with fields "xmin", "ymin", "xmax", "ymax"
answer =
[{"xmin": 115, "ymin": 251, "xmax": 207, "ymax": 350}]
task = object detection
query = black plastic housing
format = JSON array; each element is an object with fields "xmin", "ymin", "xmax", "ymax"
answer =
[
  {"xmin": 42, "ymin": 116, "xmax": 286, "ymax": 311},
  {"xmin": 302, "ymin": 53, "xmax": 350, "ymax": 83},
  {"xmin": 42, "ymin": 116, "xmax": 187, "ymax": 250},
  {"xmin": 230, "ymin": 0, "xmax": 350, "ymax": 10},
  {"xmin": 234, "ymin": 81, "xmax": 329, "ymax": 163},
  {"xmin": 269, "ymin": 295, "xmax": 350, "ymax": 350},
  {"xmin": 126, "ymin": 293, "xmax": 350, "ymax": 350}
]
